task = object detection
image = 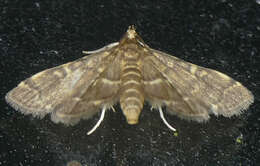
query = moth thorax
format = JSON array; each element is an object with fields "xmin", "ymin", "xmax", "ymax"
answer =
[{"xmin": 120, "ymin": 60, "xmax": 144, "ymax": 125}]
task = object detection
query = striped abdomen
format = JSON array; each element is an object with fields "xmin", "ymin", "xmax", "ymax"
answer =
[{"xmin": 120, "ymin": 53, "xmax": 144, "ymax": 124}]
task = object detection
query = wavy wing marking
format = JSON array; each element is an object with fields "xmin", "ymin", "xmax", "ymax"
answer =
[
  {"xmin": 6, "ymin": 44, "xmax": 120, "ymax": 125},
  {"xmin": 143, "ymin": 49, "xmax": 254, "ymax": 122}
]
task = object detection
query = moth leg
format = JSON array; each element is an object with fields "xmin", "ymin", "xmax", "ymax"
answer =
[
  {"xmin": 150, "ymin": 106, "xmax": 156, "ymax": 111},
  {"xmin": 158, "ymin": 107, "xmax": 176, "ymax": 132},
  {"xmin": 110, "ymin": 106, "xmax": 116, "ymax": 112},
  {"xmin": 87, "ymin": 106, "xmax": 107, "ymax": 135},
  {"xmin": 82, "ymin": 42, "xmax": 119, "ymax": 54}
]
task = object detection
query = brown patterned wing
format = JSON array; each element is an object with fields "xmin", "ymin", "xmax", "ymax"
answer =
[
  {"xmin": 143, "ymin": 58, "xmax": 210, "ymax": 122},
  {"xmin": 52, "ymin": 53, "xmax": 121, "ymax": 125},
  {"xmin": 6, "ymin": 46, "xmax": 120, "ymax": 125},
  {"xmin": 143, "ymin": 49, "xmax": 254, "ymax": 122}
]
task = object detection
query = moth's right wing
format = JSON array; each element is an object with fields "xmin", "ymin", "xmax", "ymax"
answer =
[
  {"xmin": 6, "ymin": 43, "xmax": 120, "ymax": 125},
  {"xmin": 143, "ymin": 57, "xmax": 199, "ymax": 121},
  {"xmin": 143, "ymin": 49, "xmax": 254, "ymax": 122}
]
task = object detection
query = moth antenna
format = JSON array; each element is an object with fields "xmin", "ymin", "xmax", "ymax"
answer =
[
  {"xmin": 87, "ymin": 106, "xmax": 106, "ymax": 135},
  {"xmin": 158, "ymin": 107, "xmax": 176, "ymax": 132},
  {"xmin": 82, "ymin": 42, "xmax": 119, "ymax": 54}
]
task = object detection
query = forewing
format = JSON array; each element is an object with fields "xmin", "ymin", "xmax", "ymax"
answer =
[
  {"xmin": 143, "ymin": 59, "xmax": 210, "ymax": 122},
  {"xmin": 6, "ymin": 45, "xmax": 120, "ymax": 125},
  {"xmin": 52, "ymin": 53, "xmax": 121, "ymax": 125},
  {"xmin": 144, "ymin": 49, "xmax": 254, "ymax": 122}
]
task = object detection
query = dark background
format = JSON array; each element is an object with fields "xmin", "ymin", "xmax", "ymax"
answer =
[{"xmin": 0, "ymin": 0, "xmax": 259, "ymax": 166}]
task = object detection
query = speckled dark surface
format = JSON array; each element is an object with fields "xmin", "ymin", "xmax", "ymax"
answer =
[{"xmin": 0, "ymin": 1, "xmax": 259, "ymax": 166}]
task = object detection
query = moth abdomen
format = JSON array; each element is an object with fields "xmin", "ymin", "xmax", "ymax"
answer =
[{"xmin": 120, "ymin": 60, "xmax": 144, "ymax": 124}]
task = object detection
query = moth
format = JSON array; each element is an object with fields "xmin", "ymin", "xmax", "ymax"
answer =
[{"xmin": 6, "ymin": 25, "xmax": 254, "ymax": 135}]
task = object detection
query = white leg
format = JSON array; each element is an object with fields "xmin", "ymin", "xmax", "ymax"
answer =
[
  {"xmin": 150, "ymin": 106, "xmax": 155, "ymax": 111},
  {"xmin": 82, "ymin": 42, "xmax": 119, "ymax": 54},
  {"xmin": 110, "ymin": 106, "xmax": 116, "ymax": 112},
  {"xmin": 87, "ymin": 106, "xmax": 107, "ymax": 135},
  {"xmin": 159, "ymin": 107, "xmax": 176, "ymax": 132}
]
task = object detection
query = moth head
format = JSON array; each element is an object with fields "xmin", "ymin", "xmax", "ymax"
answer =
[
  {"xmin": 126, "ymin": 25, "xmax": 137, "ymax": 39},
  {"xmin": 119, "ymin": 25, "xmax": 147, "ymax": 48}
]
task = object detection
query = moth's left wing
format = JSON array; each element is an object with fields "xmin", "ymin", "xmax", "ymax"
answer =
[
  {"xmin": 52, "ymin": 52, "xmax": 121, "ymax": 125},
  {"xmin": 6, "ymin": 43, "xmax": 120, "ymax": 125},
  {"xmin": 143, "ymin": 49, "xmax": 254, "ymax": 122}
]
